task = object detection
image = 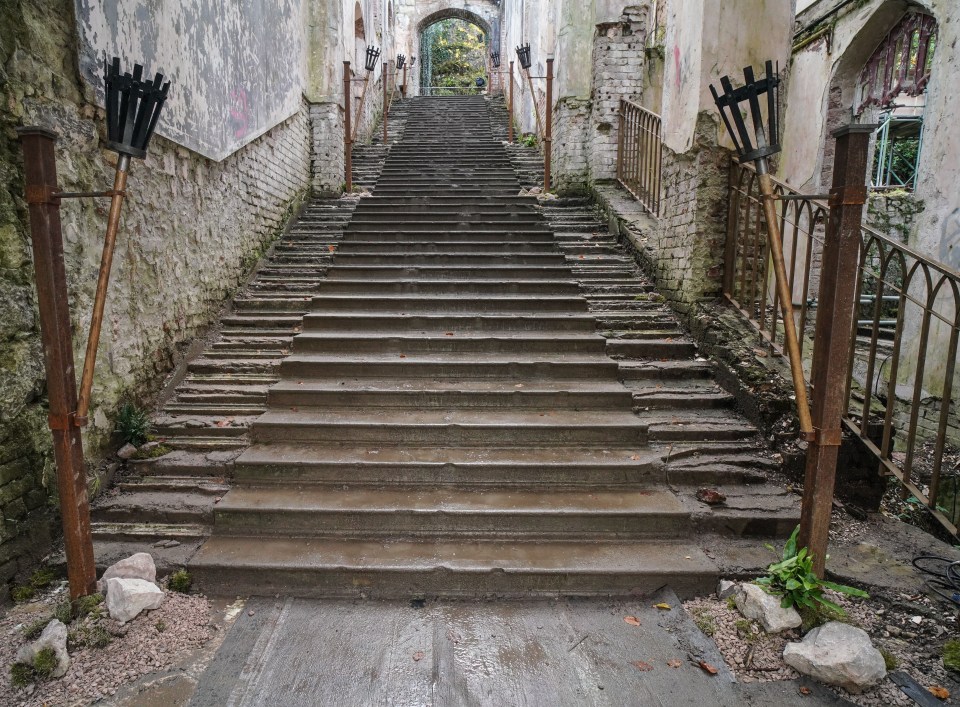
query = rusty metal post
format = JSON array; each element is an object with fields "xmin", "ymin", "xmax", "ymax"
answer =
[
  {"xmin": 75, "ymin": 154, "xmax": 129, "ymax": 425},
  {"xmin": 756, "ymin": 167, "xmax": 814, "ymax": 439},
  {"xmin": 382, "ymin": 62, "xmax": 389, "ymax": 144},
  {"xmin": 16, "ymin": 128, "xmax": 97, "ymax": 600},
  {"xmin": 343, "ymin": 61, "xmax": 353, "ymax": 192},
  {"xmin": 508, "ymin": 61, "xmax": 515, "ymax": 144},
  {"xmin": 544, "ymin": 57, "xmax": 553, "ymax": 193},
  {"xmin": 798, "ymin": 124, "xmax": 874, "ymax": 577}
]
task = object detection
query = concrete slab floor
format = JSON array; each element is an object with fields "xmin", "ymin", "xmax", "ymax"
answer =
[{"xmin": 101, "ymin": 587, "xmax": 850, "ymax": 707}]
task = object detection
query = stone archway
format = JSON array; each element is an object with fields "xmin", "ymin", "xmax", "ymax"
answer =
[{"xmin": 393, "ymin": 0, "xmax": 502, "ymax": 96}]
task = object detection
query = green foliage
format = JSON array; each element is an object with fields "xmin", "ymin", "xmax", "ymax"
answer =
[
  {"xmin": 725, "ymin": 595, "xmax": 737, "ymax": 610},
  {"xmin": 53, "ymin": 600, "xmax": 72, "ymax": 625},
  {"xmin": 23, "ymin": 618, "xmax": 50, "ymax": 641},
  {"xmin": 69, "ymin": 624, "xmax": 111, "ymax": 650},
  {"xmin": 168, "ymin": 569, "xmax": 192, "ymax": 593},
  {"xmin": 29, "ymin": 569, "xmax": 57, "ymax": 589},
  {"xmin": 32, "ymin": 647, "xmax": 58, "ymax": 678},
  {"xmin": 517, "ymin": 133, "xmax": 538, "ymax": 148},
  {"xmin": 425, "ymin": 19, "xmax": 486, "ymax": 93},
  {"xmin": 74, "ymin": 593, "xmax": 104, "ymax": 620},
  {"xmin": 132, "ymin": 443, "xmax": 173, "ymax": 460},
  {"xmin": 735, "ymin": 618, "xmax": 761, "ymax": 643},
  {"xmin": 155, "ymin": 620, "xmax": 167, "ymax": 633},
  {"xmin": 757, "ymin": 526, "xmax": 869, "ymax": 614},
  {"xmin": 116, "ymin": 403, "xmax": 151, "ymax": 446},
  {"xmin": 10, "ymin": 585, "xmax": 34, "ymax": 603},
  {"xmin": 692, "ymin": 608, "xmax": 716, "ymax": 637},
  {"xmin": 880, "ymin": 648, "xmax": 898, "ymax": 671},
  {"xmin": 10, "ymin": 662, "xmax": 34, "ymax": 688},
  {"xmin": 943, "ymin": 640, "xmax": 960, "ymax": 674}
]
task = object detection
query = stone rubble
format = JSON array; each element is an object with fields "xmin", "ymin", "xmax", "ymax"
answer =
[
  {"xmin": 783, "ymin": 621, "xmax": 887, "ymax": 694},
  {"xmin": 98, "ymin": 552, "xmax": 157, "ymax": 592},
  {"xmin": 104, "ymin": 577, "xmax": 165, "ymax": 624},
  {"xmin": 14, "ymin": 619, "xmax": 70, "ymax": 678},
  {"xmin": 734, "ymin": 582, "xmax": 802, "ymax": 633}
]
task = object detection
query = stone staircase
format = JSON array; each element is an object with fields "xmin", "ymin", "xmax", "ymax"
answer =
[
  {"xmin": 88, "ymin": 103, "xmax": 411, "ymax": 568},
  {"xmin": 187, "ymin": 96, "xmax": 797, "ymax": 598}
]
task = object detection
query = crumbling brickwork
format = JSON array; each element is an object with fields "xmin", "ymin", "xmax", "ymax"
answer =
[
  {"xmin": 0, "ymin": 0, "xmax": 311, "ymax": 589},
  {"xmin": 589, "ymin": 6, "xmax": 649, "ymax": 182}
]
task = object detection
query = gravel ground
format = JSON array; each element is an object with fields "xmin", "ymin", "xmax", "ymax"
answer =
[
  {"xmin": 0, "ymin": 580, "xmax": 212, "ymax": 706},
  {"xmin": 684, "ymin": 586, "xmax": 960, "ymax": 706}
]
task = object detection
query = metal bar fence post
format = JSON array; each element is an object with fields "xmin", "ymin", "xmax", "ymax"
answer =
[
  {"xmin": 798, "ymin": 124, "xmax": 874, "ymax": 577},
  {"xmin": 508, "ymin": 61, "xmax": 515, "ymax": 143},
  {"xmin": 343, "ymin": 61, "xmax": 353, "ymax": 192},
  {"xmin": 16, "ymin": 127, "xmax": 97, "ymax": 600},
  {"xmin": 383, "ymin": 62, "xmax": 389, "ymax": 144},
  {"xmin": 544, "ymin": 58, "xmax": 553, "ymax": 193}
]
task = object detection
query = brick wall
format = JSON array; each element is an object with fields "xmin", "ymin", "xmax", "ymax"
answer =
[
  {"xmin": 589, "ymin": 7, "xmax": 648, "ymax": 182},
  {"xmin": 0, "ymin": 0, "xmax": 311, "ymax": 589}
]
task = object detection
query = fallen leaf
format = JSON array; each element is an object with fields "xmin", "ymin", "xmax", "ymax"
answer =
[
  {"xmin": 623, "ymin": 616, "xmax": 641, "ymax": 626},
  {"xmin": 929, "ymin": 686, "xmax": 950, "ymax": 700},
  {"xmin": 445, "ymin": 332, "xmax": 455, "ymax": 336},
  {"xmin": 328, "ymin": 245, "xmax": 336, "ymax": 252},
  {"xmin": 696, "ymin": 488, "xmax": 727, "ymax": 505},
  {"xmin": 399, "ymin": 354, "xmax": 407, "ymax": 359},
  {"xmin": 699, "ymin": 661, "xmax": 718, "ymax": 675},
  {"xmin": 653, "ymin": 603, "xmax": 671, "ymax": 611},
  {"xmin": 798, "ymin": 687, "xmax": 811, "ymax": 696},
  {"xmin": 667, "ymin": 659, "xmax": 682, "ymax": 669},
  {"xmin": 215, "ymin": 417, "xmax": 235, "ymax": 428},
  {"xmin": 578, "ymin": 255, "xmax": 585, "ymax": 259},
  {"xmin": 630, "ymin": 455, "xmax": 640, "ymax": 461},
  {"xmin": 413, "ymin": 651, "xmax": 425, "ymax": 662},
  {"xmin": 515, "ymin": 384, "xmax": 524, "ymax": 388},
  {"xmin": 631, "ymin": 660, "xmax": 654, "ymax": 672}
]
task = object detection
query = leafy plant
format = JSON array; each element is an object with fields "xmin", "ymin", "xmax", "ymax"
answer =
[
  {"xmin": 10, "ymin": 662, "xmax": 34, "ymax": 688},
  {"xmin": 74, "ymin": 592, "xmax": 104, "ymax": 620},
  {"xmin": 518, "ymin": 133, "xmax": 538, "ymax": 148},
  {"xmin": 168, "ymin": 569, "xmax": 192, "ymax": 593},
  {"xmin": 116, "ymin": 403, "xmax": 151, "ymax": 446},
  {"xmin": 155, "ymin": 620, "xmax": 167, "ymax": 633},
  {"xmin": 23, "ymin": 618, "xmax": 50, "ymax": 641},
  {"xmin": 54, "ymin": 600, "xmax": 72, "ymax": 624},
  {"xmin": 10, "ymin": 585, "xmax": 34, "ymax": 603},
  {"xmin": 32, "ymin": 647, "xmax": 58, "ymax": 678},
  {"xmin": 757, "ymin": 526, "xmax": 868, "ymax": 614},
  {"xmin": 29, "ymin": 569, "xmax": 57, "ymax": 589}
]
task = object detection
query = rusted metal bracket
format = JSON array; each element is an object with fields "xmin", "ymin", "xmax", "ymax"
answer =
[
  {"xmin": 813, "ymin": 427, "xmax": 843, "ymax": 447},
  {"xmin": 54, "ymin": 189, "xmax": 127, "ymax": 200},
  {"xmin": 47, "ymin": 412, "xmax": 76, "ymax": 431},
  {"xmin": 829, "ymin": 185, "xmax": 868, "ymax": 207},
  {"xmin": 25, "ymin": 184, "xmax": 58, "ymax": 205}
]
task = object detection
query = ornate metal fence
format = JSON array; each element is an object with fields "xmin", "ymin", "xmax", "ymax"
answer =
[
  {"xmin": 616, "ymin": 99, "xmax": 662, "ymax": 217},
  {"xmin": 726, "ymin": 161, "xmax": 960, "ymax": 536}
]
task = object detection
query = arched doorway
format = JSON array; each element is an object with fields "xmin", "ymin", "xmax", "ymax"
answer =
[{"xmin": 418, "ymin": 10, "xmax": 491, "ymax": 95}]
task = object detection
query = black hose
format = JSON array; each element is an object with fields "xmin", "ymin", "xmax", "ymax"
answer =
[{"xmin": 912, "ymin": 555, "xmax": 960, "ymax": 606}]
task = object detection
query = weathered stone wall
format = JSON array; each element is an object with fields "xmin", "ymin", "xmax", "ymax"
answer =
[
  {"xmin": 645, "ymin": 114, "xmax": 729, "ymax": 321},
  {"xmin": 0, "ymin": 0, "xmax": 311, "ymax": 588},
  {"xmin": 589, "ymin": 7, "xmax": 648, "ymax": 182},
  {"xmin": 866, "ymin": 192, "xmax": 924, "ymax": 243},
  {"xmin": 552, "ymin": 98, "xmax": 591, "ymax": 194}
]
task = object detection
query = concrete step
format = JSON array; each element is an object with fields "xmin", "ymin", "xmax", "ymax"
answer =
[
  {"xmin": 306, "ymin": 294, "xmax": 588, "ymax": 313},
  {"xmin": 234, "ymin": 444, "xmax": 661, "ymax": 486},
  {"xmin": 299, "ymin": 312, "xmax": 597, "ymax": 333},
  {"xmin": 266, "ymin": 378, "xmax": 633, "ymax": 409},
  {"xmin": 189, "ymin": 537, "xmax": 718, "ymax": 599},
  {"xmin": 212, "ymin": 487, "xmax": 688, "ymax": 539},
  {"xmin": 290, "ymin": 333, "xmax": 608, "ymax": 356},
  {"xmin": 250, "ymin": 408, "xmax": 648, "ymax": 446}
]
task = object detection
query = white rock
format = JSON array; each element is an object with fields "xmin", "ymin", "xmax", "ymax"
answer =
[
  {"xmin": 783, "ymin": 621, "xmax": 886, "ymax": 693},
  {"xmin": 16, "ymin": 619, "xmax": 70, "ymax": 678},
  {"xmin": 717, "ymin": 579, "xmax": 737, "ymax": 600},
  {"xmin": 734, "ymin": 582, "xmax": 802, "ymax": 633},
  {"xmin": 98, "ymin": 552, "xmax": 157, "ymax": 592},
  {"xmin": 117, "ymin": 443, "xmax": 138, "ymax": 460},
  {"xmin": 105, "ymin": 577, "xmax": 165, "ymax": 623}
]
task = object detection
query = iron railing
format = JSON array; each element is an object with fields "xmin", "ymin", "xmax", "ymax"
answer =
[
  {"xmin": 616, "ymin": 99, "xmax": 662, "ymax": 217},
  {"xmin": 726, "ymin": 161, "xmax": 960, "ymax": 536}
]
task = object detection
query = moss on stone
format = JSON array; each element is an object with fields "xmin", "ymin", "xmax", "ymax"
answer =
[{"xmin": 943, "ymin": 640, "xmax": 960, "ymax": 674}]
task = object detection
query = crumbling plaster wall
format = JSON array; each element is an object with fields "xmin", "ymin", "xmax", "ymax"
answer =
[{"xmin": 0, "ymin": 0, "xmax": 312, "ymax": 588}]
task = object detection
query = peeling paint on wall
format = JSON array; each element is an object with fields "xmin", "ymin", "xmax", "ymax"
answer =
[{"xmin": 74, "ymin": 0, "xmax": 306, "ymax": 161}]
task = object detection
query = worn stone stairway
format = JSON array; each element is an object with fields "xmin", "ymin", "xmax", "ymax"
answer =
[
  {"xmin": 87, "ymin": 103, "xmax": 411, "ymax": 568},
  {"xmin": 188, "ymin": 96, "xmax": 795, "ymax": 598}
]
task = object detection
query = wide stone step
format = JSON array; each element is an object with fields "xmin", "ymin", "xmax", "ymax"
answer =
[
  {"xmin": 307, "ymin": 294, "xmax": 588, "ymax": 314},
  {"xmin": 291, "ymin": 333, "xmax": 607, "ymax": 357},
  {"xmin": 301, "ymin": 312, "xmax": 596, "ymax": 333},
  {"xmin": 234, "ymin": 444, "xmax": 661, "ymax": 486},
  {"xmin": 267, "ymin": 378, "xmax": 632, "ymax": 409},
  {"xmin": 189, "ymin": 537, "xmax": 718, "ymax": 599},
  {"xmin": 278, "ymin": 352, "xmax": 622, "ymax": 380},
  {"xmin": 314, "ymin": 280, "xmax": 579, "ymax": 296},
  {"xmin": 250, "ymin": 408, "xmax": 647, "ymax": 446},
  {"xmin": 326, "ymin": 265, "xmax": 578, "ymax": 280},
  {"xmin": 335, "ymin": 241, "xmax": 559, "ymax": 254},
  {"xmin": 332, "ymin": 253, "xmax": 567, "ymax": 266},
  {"xmin": 212, "ymin": 487, "xmax": 687, "ymax": 539}
]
